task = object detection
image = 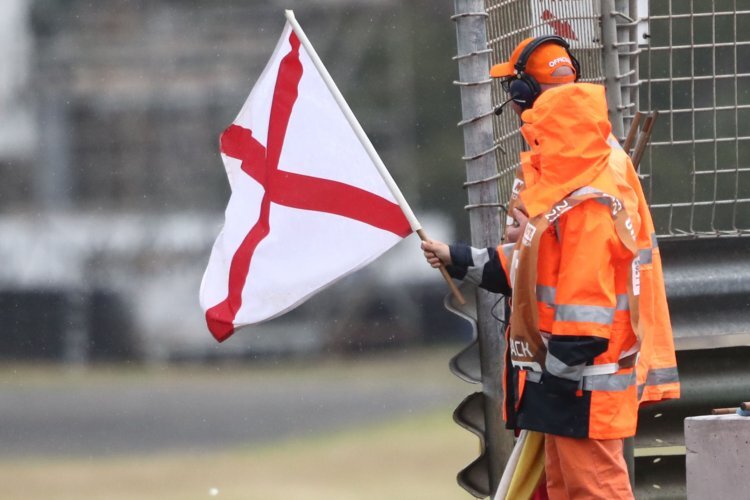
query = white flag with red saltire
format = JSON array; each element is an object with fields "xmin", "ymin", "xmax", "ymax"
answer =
[{"xmin": 200, "ymin": 20, "xmax": 414, "ymax": 342}]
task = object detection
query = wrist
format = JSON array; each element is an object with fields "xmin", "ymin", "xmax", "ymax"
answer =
[{"xmin": 449, "ymin": 243, "xmax": 472, "ymax": 268}]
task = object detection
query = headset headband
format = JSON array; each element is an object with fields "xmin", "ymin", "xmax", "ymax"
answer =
[{"xmin": 514, "ymin": 35, "xmax": 571, "ymax": 75}]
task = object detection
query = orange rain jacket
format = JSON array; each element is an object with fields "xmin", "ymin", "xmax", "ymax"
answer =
[
  {"xmin": 499, "ymin": 83, "xmax": 679, "ymax": 439},
  {"xmin": 447, "ymin": 83, "xmax": 679, "ymax": 439}
]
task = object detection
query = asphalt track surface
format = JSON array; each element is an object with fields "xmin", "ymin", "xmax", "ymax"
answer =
[{"xmin": 0, "ymin": 351, "xmax": 468, "ymax": 457}]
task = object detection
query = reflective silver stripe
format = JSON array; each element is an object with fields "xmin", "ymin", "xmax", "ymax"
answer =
[
  {"xmin": 501, "ymin": 243, "xmax": 514, "ymax": 264},
  {"xmin": 555, "ymin": 304, "xmax": 615, "ymax": 325},
  {"xmin": 537, "ymin": 286, "xmax": 619, "ymax": 312},
  {"xmin": 608, "ymin": 136, "xmax": 623, "ymax": 150},
  {"xmin": 464, "ymin": 247, "xmax": 490, "ymax": 284},
  {"xmin": 651, "ymin": 233, "xmax": 659, "ymax": 249},
  {"xmin": 582, "ymin": 363, "xmax": 618, "ymax": 376},
  {"xmin": 546, "ymin": 352, "xmax": 585, "ymax": 381},
  {"xmin": 645, "ymin": 367, "xmax": 679, "ymax": 386},
  {"xmin": 536, "ymin": 290, "xmax": 626, "ymax": 315},
  {"xmin": 539, "ymin": 330, "xmax": 551, "ymax": 349},
  {"xmin": 471, "ymin": 247, "xmax": 489, "ymax": 267},
  {"xmin": 582, "ymin": 351, "xmax": 639, "ymax": 377},
  {"xmin": 639, "ymin": 248, "xmax": 653, "ymax": 265},
  {"xmin": 526, "ymin": 371, "xmax": 543, "ymax": 383},
  {"xmin": 616, "ymin": 294, "xmax": 629, "ymax": 311},
  {"xmin": 582, "ymin": 371, "xmax": 636, "ymax": 391},
  {"xmin": 536, "ymin": 285, "xmax": 556, "ymax": 306},
  {"xmin": 637, "ymin": 367, "xmax": 679, "ymax": 399},
  {"xmin": 571, "ymin": 186, "xmax": 601, "ymax": 197},
  {"xmin": 464, "ymin": 267, "xmax": 483, "ymax": 285}
]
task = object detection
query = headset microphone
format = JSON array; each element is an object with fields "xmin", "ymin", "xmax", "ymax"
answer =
[{"xmin": 494, "ymin": 97, "xmax": 514, "ymax": 115}]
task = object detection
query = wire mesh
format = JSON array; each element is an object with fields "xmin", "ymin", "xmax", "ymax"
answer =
[
  {"xmin": 640, "ymin": 0, "xmax": 750, "ymax": 238},
  {"xmin": 485, "ymin": 0, "xmax": 605, "ymax": 226},
  {"xmin": 486, "ymin": 0, "xmax": 748, "ymax": 239}
]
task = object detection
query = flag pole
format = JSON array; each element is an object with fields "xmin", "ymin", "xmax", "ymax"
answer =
[{"xmin": 284, "ymin": 10, "xmax": 464, "ymax": 304}]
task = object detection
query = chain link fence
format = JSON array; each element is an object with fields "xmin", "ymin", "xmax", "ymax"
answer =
[
  {"xmin": 485, "ymin": 0, "xmax": 749, "ymax": 238},
  {"xmin": 640, "ymin": 0, "xmax": 750, "ymax": 237}
]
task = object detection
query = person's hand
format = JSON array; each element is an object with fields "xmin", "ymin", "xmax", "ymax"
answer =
[
  {"xmin": 421, "ymin": 239, "xmax": 451, "ymax": 268},
  {"xmin": 505, "ymin": 207, "xmax": 529, "ymax": 243}
]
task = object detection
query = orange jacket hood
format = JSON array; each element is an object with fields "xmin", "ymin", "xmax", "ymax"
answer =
[{"xmin": 519, "ymin": 83, "xmax": 613, "ymax": 218}]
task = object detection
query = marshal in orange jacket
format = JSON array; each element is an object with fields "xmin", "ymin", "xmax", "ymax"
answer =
[{"xmin": 447, "ymin": 83, "xmax": 679, "ymax": 439}]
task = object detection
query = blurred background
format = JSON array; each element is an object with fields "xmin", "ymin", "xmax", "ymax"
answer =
[
  {"xmin": 0, "ymin": 1, "xmax": 480, "ymax": 498},
  {"xmin": 0, "ymin": 0, "xmax": 475, "ymax": 363},
  {"xmin": 3, "ymin": 1, "xmax": 746, "ymax": 498}
]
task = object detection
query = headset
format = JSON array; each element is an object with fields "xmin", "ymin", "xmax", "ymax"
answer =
[{"xmin": 504, "ymin": 35, "xmax": 581, "ymax": 111}]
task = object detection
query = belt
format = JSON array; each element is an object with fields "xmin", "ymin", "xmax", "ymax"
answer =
[{"xmin": 523, "ymin": 352, "xmax": 639, "ymax": 383}]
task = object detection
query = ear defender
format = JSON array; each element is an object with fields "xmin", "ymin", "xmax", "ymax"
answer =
[
  {"xmin": 508, "ymin": 35, "xmax": 580, "ymax": 110},
  {"xmin": 508, "ymin": 76, "xmax": 542, "ymax": 109}
]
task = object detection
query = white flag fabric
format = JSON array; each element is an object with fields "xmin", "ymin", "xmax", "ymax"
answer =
[{"xmin": 200, "ymin": 19, "xmax": 414, "ymax": 342}]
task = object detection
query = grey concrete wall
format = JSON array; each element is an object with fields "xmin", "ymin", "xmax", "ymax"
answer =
[{"xmin": 685, "ymin": 415, "xmax": 750, "ymax": 499}]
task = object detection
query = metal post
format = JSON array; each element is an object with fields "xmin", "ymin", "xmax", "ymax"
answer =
[
  {"xmin": 605, "ymin": 2, "xmax": 644, "ymax": 486},
  {"xmin": 453, "ymin": 0, "xmax": 514, "ymax": 494},
  {"xmin": 624, "ymin": 0, "xmax": 642, "ymax": 130},
  {"xmin": 614, "ymin": 0, "xmax": 636, "ymax": 135},
  {"xmin": 601, "ymin": 0, "xmax": 625, "ymax": 139}
]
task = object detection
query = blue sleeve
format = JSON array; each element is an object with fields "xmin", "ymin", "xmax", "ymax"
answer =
[{"xmin": 447, "ymin": 243, "xmax": 510, "ymax": 295}]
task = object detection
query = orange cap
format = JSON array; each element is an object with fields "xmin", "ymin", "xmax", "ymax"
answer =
[{"xmin": 490, "ymin": 37, "xmax": 577, "ymax": 84}]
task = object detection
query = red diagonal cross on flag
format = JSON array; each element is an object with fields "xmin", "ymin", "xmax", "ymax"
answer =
[
  {"xmin": 201, "ymin": 23, "xmax": 413, "ymax": 342},
  {"xmin": 219, "ymin": 125, "xmax": 412, "ymax": 236}
]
